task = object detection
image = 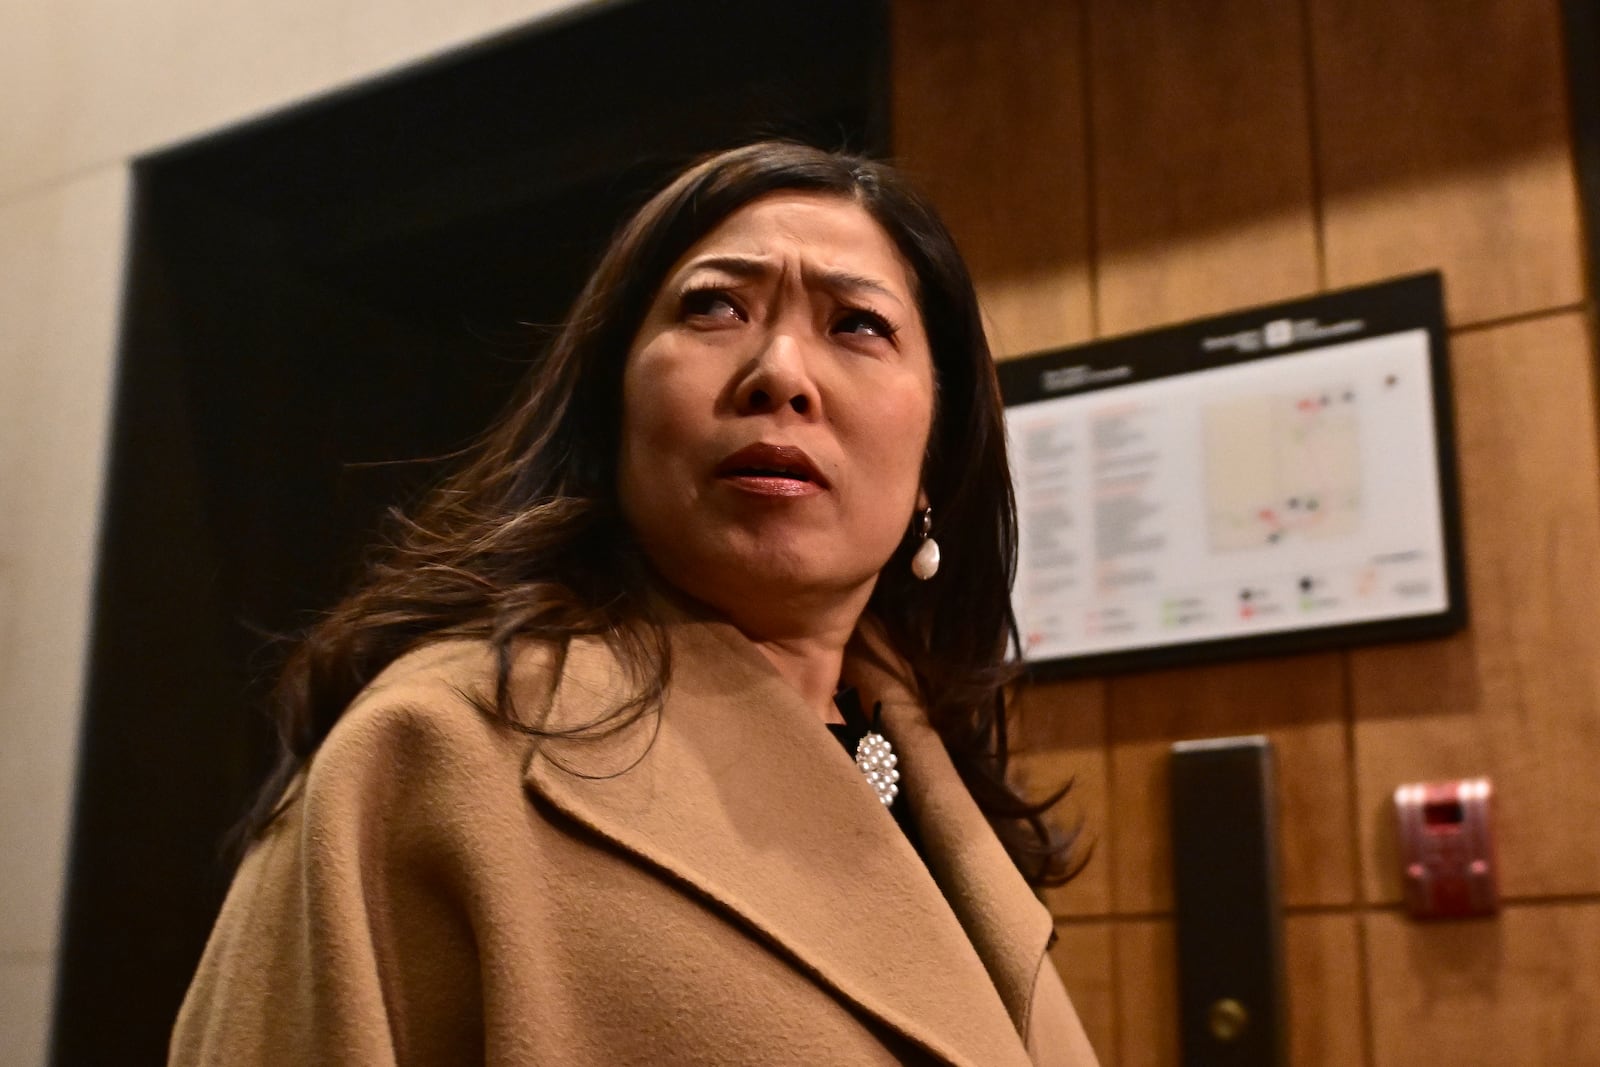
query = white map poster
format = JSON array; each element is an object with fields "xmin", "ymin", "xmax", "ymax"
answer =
[{"xmin": 1002, "ymin": 283, "xmax": 1460, "ymax": 670}]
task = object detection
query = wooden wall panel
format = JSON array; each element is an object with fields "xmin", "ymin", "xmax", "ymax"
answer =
[
  {"xmin": 1352, "ymin": 313, "xmax": 1600, "ymax": 901},
  {"xmin": 1051, "ymin": 921, "xmax": 1117, "ymax": 1065},
  {"xmin": 1109, "ymin": 653, "xmax": 1355, "ymax": 913},
  {"xmin": 1113, "ymin": 919, "xmax": 1178, "ymax": 1067},
  {"xmin": 1365, "ymin": 904, "xmax": 1600, "ymax": 1067},
  {"xmin": 1311, "ymin": 0, "xmax": 1583, "ymax": 325},
  {"xmin": 1285, "ymin": 914, "xmax": 1369, "ymax": 1067},
  {"xmin": 1088, "ymin": 0, "xmax": 1320, "ymax": 334},
  {"xmin": 1087, "ymin": 0, "xmax": 1347, "ymax": 931},
  {"xmin": 1013, "ymin": 678, "xmax": 1112, "ymax": 916},
  {"xmin": 891, "ymin": 0, "xmax": 1093, "ymax": 357},
  {"xmin": 1112, "ymin": 915, "xmax": 1371, "ymax": 1067},
  {"xmin": 892, "ymin": 0, "xmax": 1600, "ymax": 1061}
]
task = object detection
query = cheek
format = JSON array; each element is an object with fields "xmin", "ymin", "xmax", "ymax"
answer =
[
  {"xmin": 843, "ymin": 378, "xmax": 935, "ymax": 519},
  {"xmin": 618, "ymin": 346, "xmax": 712, "ymax": 515},
  {"xmin": 617, "ymin": 353, "xmax": 671, "ymax": 520},
  {"xmin": 620, "ymin": 346, "xmax": 679, "ymax": 455},
  {"xmin": 878, "ymin": 374, "xmax": 936, "ymax": 469}
]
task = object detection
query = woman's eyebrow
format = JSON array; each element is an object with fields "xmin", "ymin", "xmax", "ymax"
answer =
[
  {"xmin": 681, "ymin": 254, "xmax": 770, "ymax": 280},
  {"xmin": 808, "ymin": 267, "xmax": 902, "ymax": 308},
  {"xmin": 680, "ymin": 254, "xmax": 905, "ymax": 308}
]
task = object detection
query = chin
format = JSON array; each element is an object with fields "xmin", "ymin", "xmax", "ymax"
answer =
[
  {"xmin": 642, "ymin": 527, "xmax": 887, "ymax": 611},
  {"xmin": 719, "ymin": 552, "xmax": 883, "ymax": 607}
]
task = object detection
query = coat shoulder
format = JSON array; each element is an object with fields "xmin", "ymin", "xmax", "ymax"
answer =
[
  {"xmin": 312, "ymin": 637, "xmax": 565, "ymax": 783},
  {"xmin": 171, "ymin": 636, "xmax": 567, "ymax": 1066}
]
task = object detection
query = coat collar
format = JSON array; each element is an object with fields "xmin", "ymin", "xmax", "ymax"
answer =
[
  {"xmin": 845, "ymin": 627, "xmax": 1057, "ymax": 1040},
  {"xmin": 520, "ymin": 608, "xmax": 1051, "ymax": 1067}
]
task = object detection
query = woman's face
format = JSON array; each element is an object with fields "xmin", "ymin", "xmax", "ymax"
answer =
[{"xmin": 618, "ymin": 191, "xmax": 936, "ymax": 625}]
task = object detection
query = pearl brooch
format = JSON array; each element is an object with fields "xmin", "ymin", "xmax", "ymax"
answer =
[{"xmin": 855, "ymin": 731, "xmax": 901, "ymax": 806}]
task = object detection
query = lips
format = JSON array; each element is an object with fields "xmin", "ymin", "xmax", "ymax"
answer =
[{"xmin": 715, "ymin": 443, "xmax": 828, "ymax": 488}]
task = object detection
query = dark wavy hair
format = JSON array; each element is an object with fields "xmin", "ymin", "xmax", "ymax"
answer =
[{"xmin": 241, "ymin": 141, "xmax": 1079, "ymax": 885}]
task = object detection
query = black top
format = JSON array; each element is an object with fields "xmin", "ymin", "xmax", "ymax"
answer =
[{"xmin": 827, "ymin": 688, "xmax": 925, "ymax": 859}]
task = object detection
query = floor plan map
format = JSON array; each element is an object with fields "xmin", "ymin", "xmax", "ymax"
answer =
[{"xmin": 1203, "ymin": 385, "xmax": 1362, "ymax": 553}]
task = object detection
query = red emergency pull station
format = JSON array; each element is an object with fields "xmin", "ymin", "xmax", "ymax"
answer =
[{"xmin": 1394, "ymin": 778, "xmax": 1498, "ymax": 919}]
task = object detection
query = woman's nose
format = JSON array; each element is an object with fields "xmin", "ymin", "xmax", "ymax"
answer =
[{"xmin": 733, "ymin": 332, "xmax": 821, "ymax": 418}]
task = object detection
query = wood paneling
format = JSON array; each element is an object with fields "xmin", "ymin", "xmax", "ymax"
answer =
[
  {"xmin": 1108, "ymin": 653, "xmax": 1355, "ymax": 912},
  {"xmin": 890, "ymin": 0, "xmax": 1600, "ymax": 1061},
  {"xmin": 1114, "ymin": 919, "xmax": 1178, "ymax": 1067},
  {"xmin": 1311, "ymin": 0, "xmax": 1583, "ymax": 325},
  {"xmin": 1285, "ymin": 914, "xmax": 1369, "ymax": 1067},
  {"xmin": 891, "ymin": 0, "xmax": 1093, "ymax": 357},
  {"xmin": 1112, "ymin": 913, "xmax": 1371, "ymax": 1067},
  {"xmin": 1352, "ymin": 313, "xmax": 1600, "ymax": 901},
  {"xmin": 1365, "ymin": 904, "xmax": 1600, "ymax": 1067},
  {"xmin": 1013, "ymin": 678, "xmax": 1112, "ymax": 917},
  {"xmin": 1087, "ymin": 0, "xmax": 1320, "ymax": 334},
  {"xmin": 1051, "ymin": 921, "xmax": 1116, "ymax": 1065}
]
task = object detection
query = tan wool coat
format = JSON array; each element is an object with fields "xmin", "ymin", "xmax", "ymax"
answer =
[{"xmin": 171, "ymin": 609, "xmax": 1099, "ymax": 1066}]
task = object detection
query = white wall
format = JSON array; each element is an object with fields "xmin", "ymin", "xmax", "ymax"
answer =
[
  {"xmin": 0, "ymin": 2, "xmax": 590, "ymax": 1062},
  {"xmin": 0, "ymin": 165, "xmax": 126, "ymax": 1067}
]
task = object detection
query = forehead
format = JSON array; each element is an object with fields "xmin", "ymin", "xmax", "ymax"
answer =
[{"xmin": 670, "ymin": 191, "xmax": 917, "ymax": 295}]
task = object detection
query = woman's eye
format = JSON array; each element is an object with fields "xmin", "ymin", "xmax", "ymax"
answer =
[
  {"xmin": 680, "ymin": 289, "xmax": 743, "ymax": 322},
  {"xmin": 834, "ymin": 309, "xmax": 898, "ymax": 341}
]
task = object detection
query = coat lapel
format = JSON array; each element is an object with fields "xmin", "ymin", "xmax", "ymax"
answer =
[
  {"xmin": 846, "ymin": 629, "xmax": 1056, "ymax": 1037},
  {"xmin": 521, "ymin": 612, "xmax": 1037, "ymax": 1067}
]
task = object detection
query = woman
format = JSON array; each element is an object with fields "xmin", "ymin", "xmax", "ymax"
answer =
[{"xmin": 171, "ymin": 141, "xmax": 1099, "ymax": 1066}]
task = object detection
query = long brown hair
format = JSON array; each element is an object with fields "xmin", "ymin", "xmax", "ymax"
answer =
[{"xmin": 241, "ymin": 141, "xmax": 1080, "ymax": 885}]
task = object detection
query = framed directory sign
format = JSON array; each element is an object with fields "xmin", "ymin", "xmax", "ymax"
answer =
[{"xmin": 999, "ymin": 273, "xmax": 1466, "ymax": 677}]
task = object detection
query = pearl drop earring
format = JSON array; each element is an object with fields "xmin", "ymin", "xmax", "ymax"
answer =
[{"xmin": 911, "ymin": 506, "xmax": 940, "ymax": 580}]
